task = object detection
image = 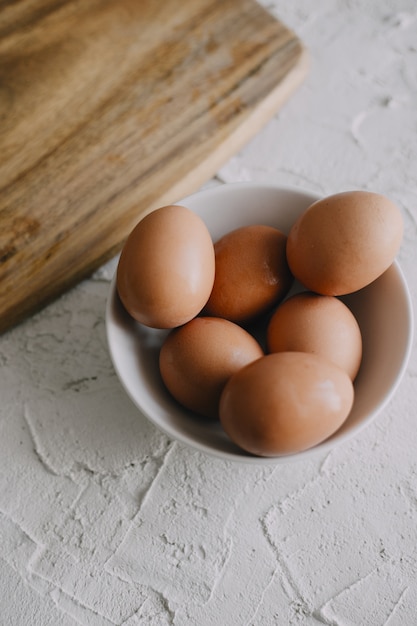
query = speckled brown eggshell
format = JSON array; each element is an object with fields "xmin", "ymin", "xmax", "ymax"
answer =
[
  {"xmin": 159, "ymin": 316, "xmax": 264, "ymax": 419},
  {"xmin": 204, "ymin": 224, "xmax": 293, "ymax": 324},
  {"xmin": 116, "ymin": 205, "xmax": 215, "ymax": 329},
  {"xmin": 267, "ymin": 292, "xmax": 362, "ymax": 380},
  {"xmin": 219, "ymin": 352, "xmax": 354, "ymax": 457},
  {"xmin": 286, "ymin": 191, "xmax": 404, "ymax": 296}
]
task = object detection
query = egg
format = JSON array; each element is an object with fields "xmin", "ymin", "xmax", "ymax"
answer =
[
  {"xmin": 116, "ymin": 205, "xmax": 215, "ymax": 328},
  {"xmin": 204, "ymin": 224, "xmax": 293, "ymax": 324},
  {"xmin": 286, "ymin": 191, "xmax": 403, "ymax": 295},
  {"xmin": 219, "ymin": 352, "xmax": 354, "ymax": 456},
  {"xmin": 159, "ymin": 317, "xmax": 264, "ymax": 419},
  {"xmin": 267, "ymin": 292, "xmax": 362, "ymax": 380}
]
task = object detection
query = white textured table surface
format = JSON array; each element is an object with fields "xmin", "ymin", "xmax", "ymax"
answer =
[{"xmin": 1, "ymin": 1, "xmax": 417, "ymax": 624}]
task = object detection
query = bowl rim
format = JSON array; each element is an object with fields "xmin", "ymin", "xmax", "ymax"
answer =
[{"xmin": 106, "ymin": 182, "xmax": 414, "ymax": 464}]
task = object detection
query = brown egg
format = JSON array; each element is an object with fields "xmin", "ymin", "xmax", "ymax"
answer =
[
  {"xmin": 117, "ymin": 205, "xmax": 215, "ymax": 328},
  {"xmin": 219, "ymin": 352, "xmax": 354, "ymax": 457},
  {"xmin": 267, "ymin": 292, "xmax": 362, "ymax": 380},
  {"xmin": 204, "ymin": 224, "xmax": 293, "ymax": 324},
  {"xmin": 159, "ymin": 316, "xmax": 264, "ymax": 419},
  {"xmin": 286, "ymin": 191, "xmax": 403, "ymax": 295}
]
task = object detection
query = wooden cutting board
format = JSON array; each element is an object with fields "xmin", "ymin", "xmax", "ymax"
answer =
[{"xmin": 0, "ymin": 0, "xmax": 308, "ymax": 333}]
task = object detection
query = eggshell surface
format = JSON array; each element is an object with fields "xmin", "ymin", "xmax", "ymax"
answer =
[
  {"xmin": 286, "ymin": 191, "xmax": 403, "ymax": 295},
  {"xmin": 116, "ymin": 205, "xmax": 215, "ymax": 328},
  {"xmin": 219, "ymin": 352, "xmax": 354, "ymax": 456},
  {"xmin": 267, "ymin": 292, "xmax": 362, "ymax": 380},
  {"xmin": 159, "ymin": 317, "xmax": 264, "ymax": 419},
  {"xmin": 204, "ymin": 224, "xmax": 293, "ymax": 324}
]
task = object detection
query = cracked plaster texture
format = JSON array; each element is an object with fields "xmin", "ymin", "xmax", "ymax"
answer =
[{"xmin": 1, "ymin": 0, "xmax": 417, "ymax": 624}]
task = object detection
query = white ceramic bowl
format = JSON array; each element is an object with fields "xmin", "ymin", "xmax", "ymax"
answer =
[{"xmin": 106, "ymin": 183, "xmax": 414, "ymax": 464}]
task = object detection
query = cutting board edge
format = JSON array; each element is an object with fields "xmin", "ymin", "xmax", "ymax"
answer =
[{"xmin": 146, "ymin": 45, "xmax": 310, "ymax": 215}]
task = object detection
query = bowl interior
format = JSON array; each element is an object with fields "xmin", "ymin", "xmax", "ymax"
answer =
[{"xmin": 106, "ymin": 183, "xmax": 413, "ymax": 463}]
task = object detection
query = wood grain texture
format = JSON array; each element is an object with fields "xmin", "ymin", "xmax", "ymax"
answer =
[{"xmin": 0, "ymin": 0, "xmax": 308, "ymax": 333}]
